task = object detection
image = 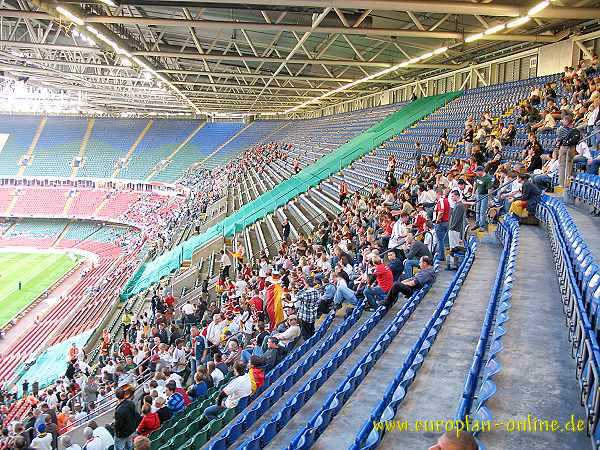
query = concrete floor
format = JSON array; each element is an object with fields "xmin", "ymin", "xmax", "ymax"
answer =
[
  {"xmin": 378, "ymin": 242, "xmax": 501, "ymax": 450},
  {"xmin": 481, "ymin": 225, "xmax": 590, "ymax": 450},
  {"xmin": 313, "ymin": 270, "xmax": 455, "ymax": 450},
  {"xmin": 567, "ymin": 202, "xmax": 600, "ymax": 259}
]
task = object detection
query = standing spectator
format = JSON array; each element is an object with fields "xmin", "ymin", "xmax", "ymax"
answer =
[
  {"xmin": 433, "ymin": 188, "xmax": 450, "ymax": 261},
  {"xmin": 114, "ymin": 388, "xmax": 138, "ymax": 450},
  {"xmin": 471, "ymin": 166, "xmax": 494, "ymax": 232},
  {"xmin": 219, "ymin": 250, "xmax": 232, "ymax": 282},
  {"xmin": 30, "ymin": 424, "xmax": 52, "ymax": 450},
  {"xmin": 281, "ymin": 218, "xmax": 291, "ymax": 242},
  {"xmin": 339, "ymin": 176, "xmax": 349, "ymax": 205},
  {"xmin": 121, "ymin": 310, "xmax": 133, "ymax": 338},
  {"xmin": 556, "ymin": 110, "xmax": 578, "ymax": 187},
  {"xmin": 296, "ymin": 277, "xmax": 320, "ymax": 339}
]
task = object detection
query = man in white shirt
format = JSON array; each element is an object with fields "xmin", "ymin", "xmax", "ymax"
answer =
[
  {"xmin": 206, "ymin": 314, "xmax": 225, "ymax": 357},
  {"xmin": 31, "ymin": 424, "xmax": 53, "ymax": 450},
  {"xmin": 203, "ymin": 361, "xmax": 251, "ymax": 420},
  {"xmin": 388, "ymin": 213, "xmax": 410, "ymax": 250},
  {"xmin": 220, "ymin": 250, "xmax": 232, "ymax": 281},
  {"xmin": 82, "ymin": 426, "xmax": 106, "ymax": 450},
  {"xmin": 88, "ymin": 421, "xmax": 114, "ymax": 449},
  {"xmin": 273, "ymin": 317, "xmax": 301, "ymax": 346}
]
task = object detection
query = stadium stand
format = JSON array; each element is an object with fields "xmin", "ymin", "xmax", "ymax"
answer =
[
  {"xmin": 0, "ymin": 117, "xmax": 42, "ymax": 176},
  {"xmin": 152, "ymin": 122, "xmax": 245, "ymax": 182},
  {"xmin": 23, "ymin": 117, "xmax": 89, "ymax": 178},
  {"xmin": 78, "ymin": 118, "xmax": 149, "ymax": 179}
]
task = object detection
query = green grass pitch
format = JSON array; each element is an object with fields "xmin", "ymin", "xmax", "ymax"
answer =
[{"xmin": 0, "ymin": 252, "xmax": 82, "ymax": 327}]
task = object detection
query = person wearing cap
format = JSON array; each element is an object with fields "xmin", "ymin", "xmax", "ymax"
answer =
[
  {"xmin": 273, "ymin": 316, "xmax": 301, "ymax": 346},
  {"xmin": 471, "ymin": 166, "xmax": 494, "ymax": 232},
  {"xmin": 30, "ymin": 424, "xmax": 52, "ymax": 450},
  {"xmin": 296, "ymin": 276, "xmax": 321, "ymax": 338}
]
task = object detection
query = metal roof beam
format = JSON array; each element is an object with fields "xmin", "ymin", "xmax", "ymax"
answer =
[
  {"xmin": 98, "ymin": 1, "xmax": 598, "ymax": 20},
  {"xmin": 79, "ymin": 16, "xmax": 561, "ymax": 42}
]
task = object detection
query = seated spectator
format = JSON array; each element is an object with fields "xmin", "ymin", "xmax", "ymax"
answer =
[
  {"xmin": 531, "ymin": 110, "xmax": 556, "ymax": 134},
  {"xmin": 363, "ymin": 255, "xmax": 394, "ymax": 310},
  {"xmin": 385, "ymin": 256, "xmax": 436, "ymax": 306},
  {"xmin": 508, "ymin": 173, "xmax": 541, "ymax": 219},
  {"xmin": 203, "ymin": 361, "xmax": 252, "ymax": 420},
  {"xmin": 188, "ymin": 368, "xmax": 210, "ymax": 401},
  {"xmin": 251, "ymin": 337, "xmax": 286, "ymax": 370},
  {"xmin": 402, "ymin": 233, "xmax": 433, "ymax": 279},
  {"xmin": 136, "ymin": 403, "xmax": 160, "ymax": 436},
  {"xmin": 333, "ymin": 270, "xmax": 359, "ymax": 309},
  {"xmin": 165, "ymin": 381, "xmax": 185, "ymax": 414},
  {"xmin": 272, "ymin": 316, "xmax": 301, "ymax": 346},
  {"xmin": 153, "ymin": 397, "xmax": 171, "ymax": 424},
  {"xmin": 532, "ymin": 153, "xmax": 560, "ymax": 190}
]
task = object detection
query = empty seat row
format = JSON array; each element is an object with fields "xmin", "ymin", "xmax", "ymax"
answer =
[
  {"xmin": 536, "ymin": 197, "xmax": 600, "ymax": 450},
  {"xmin": 455, "ymin": 217, "xmax": 520, "ymax": 443}
]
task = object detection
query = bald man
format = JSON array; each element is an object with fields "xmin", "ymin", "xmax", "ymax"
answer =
[{"xmin": 429, "ymin": 431, "xmax": 478, "ymax": 450}]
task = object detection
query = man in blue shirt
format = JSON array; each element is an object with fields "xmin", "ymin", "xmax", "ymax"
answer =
[{"xmin": 387, "ymin": 251, "xmax": 404, "ymax": 282}]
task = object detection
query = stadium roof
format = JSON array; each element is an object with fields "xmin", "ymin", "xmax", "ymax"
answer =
[{"xmin": 0, "ymin": 0, "xmax": 599, "ymax": 117}]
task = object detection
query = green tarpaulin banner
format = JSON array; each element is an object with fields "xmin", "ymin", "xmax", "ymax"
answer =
[{"xmin": 121, "ymin": 91, "xmax": 461, "ymax": 299}]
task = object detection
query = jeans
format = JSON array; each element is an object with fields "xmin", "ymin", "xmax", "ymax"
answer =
[
  {"xmin": 204, "ymin": 405, "xmax": 225, "ymax": 420},
  {"xmin": 475, "ymin": 193, "xmax": 489, "ymax": 229},
  {"xmin": 114, "ymin": 436, "xmax": 133, "ymax": 450},
  {"xmin": 403, "ymin": 259, "xmax": 420, "ymax": 279},
  {"xmin": 434, "ymin": 221, "xmax": 448, "ymax": 260},
  {"xmin": 333, "ymin": 284, "xmax": 359, "ymax": 307},
  {"xmin": 363, "ymin": 285, "xmax": 387, "ymax": 308}
]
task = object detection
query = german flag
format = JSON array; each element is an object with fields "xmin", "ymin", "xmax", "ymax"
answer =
[
  {"xmin": 265, "ymin": 276, "xmax": 284, "ymax": 330},
  {"xmin": 249, "ymin": 366, "xmax": 265, "ymax": 392}
]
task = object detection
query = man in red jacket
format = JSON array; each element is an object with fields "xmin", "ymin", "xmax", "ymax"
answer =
[
  {"xmin": 136, "ymin": 403, "xmax": 160, "ymax": 436},
  {"xmin": 363, "ymin": 255, "xmax": 394, "ymax": 310}
]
